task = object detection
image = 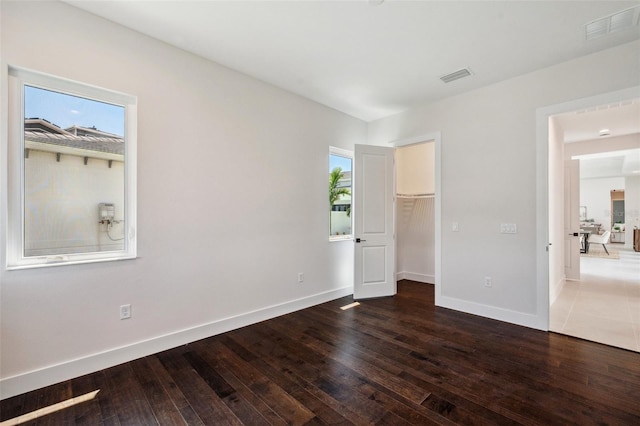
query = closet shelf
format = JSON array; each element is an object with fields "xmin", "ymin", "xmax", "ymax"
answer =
[{"xmin": 396, "ymin": 193, "xmax": 435, "ymax": 199}]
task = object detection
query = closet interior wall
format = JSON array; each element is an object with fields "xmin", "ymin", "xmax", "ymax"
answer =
[{"xmin": 396, "ymin": 142, "xmax": 436, "ymax": 284}]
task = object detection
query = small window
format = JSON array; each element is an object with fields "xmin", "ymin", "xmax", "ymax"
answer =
[
  {"xmin": 329, "ymin": 147, "xmax": 352, "ymax": 240},
  {"xmin": 6, "ymin": 66, "xmax": 137, "ymax": 269}
]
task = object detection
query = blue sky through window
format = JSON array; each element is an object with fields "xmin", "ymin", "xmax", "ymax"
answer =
[
  {"xmin": 329, "ymin": 154, "xmax": 351, "ymax": 172},
  {"xmin": 25, "ymin": 85, "xmax": 125, "ymax": 137}
]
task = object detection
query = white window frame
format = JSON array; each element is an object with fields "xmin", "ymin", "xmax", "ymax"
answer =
[
  {"xmin": 329, "ymin": 146, "xmax": 353, "ymax": 242},
  {"xmin": 5, "ymin": 66, "xmax": 137, "ymax": 269}
]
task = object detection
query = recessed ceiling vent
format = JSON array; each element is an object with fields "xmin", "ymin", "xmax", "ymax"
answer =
[
  {"xmin": 440, "ymin": 68, "xmax": 472, "ymax": 84},
  {"xmin": 585, "ymin": 5, "xmax": 640, "ymax": 41}
]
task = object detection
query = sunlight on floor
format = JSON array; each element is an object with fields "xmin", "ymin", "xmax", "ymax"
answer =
[
  {"xmin": 340, "ymin": 302, "xmax": 360, "ymax": 310},
  {"xmin": 0, "ymin": 390, "xmax": 100, "ymax": 426}
]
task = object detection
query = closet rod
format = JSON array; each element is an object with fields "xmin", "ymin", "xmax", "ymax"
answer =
[{"xmin": 396, "ymin": 193, "xmax": 435, "ymax": 199}]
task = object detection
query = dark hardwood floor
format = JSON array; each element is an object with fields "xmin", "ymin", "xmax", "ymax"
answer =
[{"xmin": 3, "ymin": 280, "xmax": 640, "ymax": 425}]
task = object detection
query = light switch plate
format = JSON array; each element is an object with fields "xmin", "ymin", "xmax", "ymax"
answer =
[{"xmin": 500, "ymin": 223, "xmax": 517, "ymax": 234}]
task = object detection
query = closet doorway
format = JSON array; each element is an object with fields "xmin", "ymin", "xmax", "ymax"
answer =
[{"xmin": 395, "ymin": 141, "xmax": 436, "ymax": 284}]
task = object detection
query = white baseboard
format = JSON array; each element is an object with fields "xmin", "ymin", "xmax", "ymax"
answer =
[
  {"xmin": 397, "ymin": 271, "xmax": 434, "ymax": 284},
  {"xmin": 435, "ymin": 294, "xmax": 546, "ymax": 331},
  {"xmin": 0, "ymin": 286, "xmax": 353, "ymax": 400},
  {"xmin": 549, "ymin": 276, "xmax": 566, "ymax": 306}
]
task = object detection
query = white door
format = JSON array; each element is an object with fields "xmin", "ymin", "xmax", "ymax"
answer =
[
  {"xmin": 564, "ymin": 159, "xmax": 581, "ymax": 280},
  {"xmin": 353, "ymin": 144, "xmax": 396, "ymax": 299}
]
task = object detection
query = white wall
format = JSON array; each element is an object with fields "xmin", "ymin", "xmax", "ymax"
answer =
[
  {"xmin": 330, "ymin": 211, "xmax": 351, "ymax": 235},
  {"xmin": 624, "ymin": 175, "xmax": 640, "ymax": 247},
  {"xmin": 397, "ymin": 197, "xmax": 435, "ymax": 283},
  {"xmin": 396, "ymin": 143, "xmax": 435, "ymax": 195},
  {"xmin": 579, "ymin": 177, "xmax": 625, "ymax": 232},
  {"xmin": 24, "ymin": 151, "xmax": 125, "ymax": 255},
  {"xmin": 3, "ymin": 1, "xmax": 640, "ymax": 400},
  {"xmin": 0, "ymin": 1, "xmax": 363, "ymax": 398},
  {"xmin": 564, "ymin": 134, "xmax": 640, "ymax": 242},
  {"xmin": 367, "ymin": 40, "xmax": 640, "ymax": 328},
  {"xmin": 396, "ymin": 142, "xmax": 436, "ymax": 283},
  {"xmin": 548, "ymin": 117, "xmax": 565, "ymax": 303},
  {"xmin": 565, "ymin": 133, "xmax": 640, "ymax": 157}
]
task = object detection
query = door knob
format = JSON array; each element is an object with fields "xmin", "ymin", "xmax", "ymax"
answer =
[{"xmin": 355, "ymin": 238, "xmax": 367, "ymax": 243}]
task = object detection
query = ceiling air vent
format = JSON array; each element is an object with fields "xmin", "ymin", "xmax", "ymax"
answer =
[
  {"xmin": 586, "ymin": 18, "xmax": 608, "ymax": 40},
  {"xmin": 440, "ymin": 68, "xmax": 472, "ymax": 84},
  {"xmin": 585, "ymin": 5, "xmax": 640, "ymax": 40}
]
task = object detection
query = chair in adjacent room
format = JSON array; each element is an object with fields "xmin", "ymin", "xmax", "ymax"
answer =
[{"xmin": 588, "ymin": 231, "xmax": 611, "ymax": 255}]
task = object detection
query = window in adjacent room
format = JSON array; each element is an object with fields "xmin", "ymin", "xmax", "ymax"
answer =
[
  {"xmin": 329, "ymin": 147, "xmax": 352, "ymax": 240},
  {"xmin": 6, "ymin": 66, "xmax": 137, "ymax": 269}
]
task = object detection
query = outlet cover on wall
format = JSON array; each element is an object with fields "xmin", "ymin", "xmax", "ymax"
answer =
[
  {"xmin": 120, "ymin": 304, "xmax": 131, "ymax": 320},
  {"xmin": 500, "ymin": 223, "xmax": 517, "ymax": 234}
]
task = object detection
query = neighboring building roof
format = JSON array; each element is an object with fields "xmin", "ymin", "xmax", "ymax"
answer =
[
  {"xmin": 24, "ymin": 118, "xmax": 124, "ymax": 156},
  {"xmin": 25, "ymin": 118, "xmax": 73, "ymax": 136},
  {"xmin": 26, "ymin": 118, "xmax": 123, "ymax": 140},
  {"xmin": 65, "ymin": 125, "xmax": 123, "ymax": 138},
  {"xmin": 25, "ymin": 131, "xmax": 124, "ymax": 155}
]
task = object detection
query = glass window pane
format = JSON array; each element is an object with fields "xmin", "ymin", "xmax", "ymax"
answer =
[
  {"xmin": 7, "ymin": 66, "xmax": 136, "ymax": 269},
  {"xmin": 329, "ymin": 153, "xmax": 352, "ymax": 237},
  {"xmin": 23, "ymin": 86, "xmax": 126, "ymax": 257}
]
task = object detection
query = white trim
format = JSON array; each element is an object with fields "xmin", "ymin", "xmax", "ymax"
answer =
[
  {"xmin": 438, "ymin": 295, "xmax": 543, "ymax": 330},
  {"xmin": 9, "ymin": 66, "xmax": 134, "ymax": 106},
  {"xmin": 0, "ymin": 285, "xmax": 353, "ymax": 399},
  {"xmin": 329, "ymin": 146, "xmax": 353, "ymax": 240},
  {"xmin": 397, "ymin": 271, "xmax": 434, "ymax": 284},
  {"xmin": 1, "ymin": 63, "xmax": 10, "ymax": 282},
  {"xmin": 549, "ymin": 276, "xmax": 566, "ymax": 306},
  {"xmin": 434, "ymin": 133, "xmax": 442, "ymax": 310},
  {"xmin": 328, "ymin": 235, "xmax": 353, "ymax": 243},
  {"xmin": 535, "ymin": 85, "xmax": 640, "ymax": 332},
  {"xmin": 329, "ymin": 146, "xmax": 353, "ymax": 159},
  {"xmin": 389, "ymin": 132, "xmax": 442, "ymax": 307},
  {"xmin": 5, "ymin": 66, "xmax": 137, "ymax": 269},
  {"xmin": 389, "ymin": 132, "xmax": 440, "ymax": 148}
]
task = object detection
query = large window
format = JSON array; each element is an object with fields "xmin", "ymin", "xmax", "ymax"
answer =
[
  {"xmin": 329, "ymin": 147, "xmax": 352, "ymax": 240},
  {"xmin": 5, "ymin": 66, "xmax": 137, "ymax": 269}
]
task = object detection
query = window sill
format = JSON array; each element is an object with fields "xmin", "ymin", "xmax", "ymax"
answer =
[
  {"xmin": 6, "ymin": 253, "xmax": 137, "ymax": 270},
  {"xmin": 329, "ymin": 235, "xmax": 353, "ymax": 242}
]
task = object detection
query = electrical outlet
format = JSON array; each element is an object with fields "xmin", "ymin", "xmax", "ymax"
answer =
[
  {"xmin": 484, "ymin": 277, "xmax": 492, "ymax": 288},
  {"xmin": 298, "ymin": 272, "xmax": 304, "ymax": 283},
  {"xmin": 500, "ymin": 223, "xmax": 517, "ymax": 234},
  {"xmin": 120, "ymin": 304, "xmax": 131, "ymax": 320},
  {"xmin": 452, "ymin": 222, "xmax": 459, "ymax": 232}
]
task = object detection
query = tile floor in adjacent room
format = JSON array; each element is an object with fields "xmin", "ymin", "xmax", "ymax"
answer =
[{"xmin": 550, "ymin": 244, "xmax": 640, "ymax": 352}]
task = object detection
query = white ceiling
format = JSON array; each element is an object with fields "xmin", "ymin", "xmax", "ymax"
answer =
[
  {"xmin": 64, "ymin": 0, "xmax": 640, "ymax": 122},
  {"xmin": 63, "ymin": 0, "xmax": 640, "ymax": 179},
  {"xmin": 577, "ymin": 149, "xmax": 640, "ymax": 179},
  {"xmin": 555, "ymin": 99, "xmax": 640, "ymax": 179},
  {"xmin": 557, "ymin": 99, "xmax": 640, "ymax": 143}
]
